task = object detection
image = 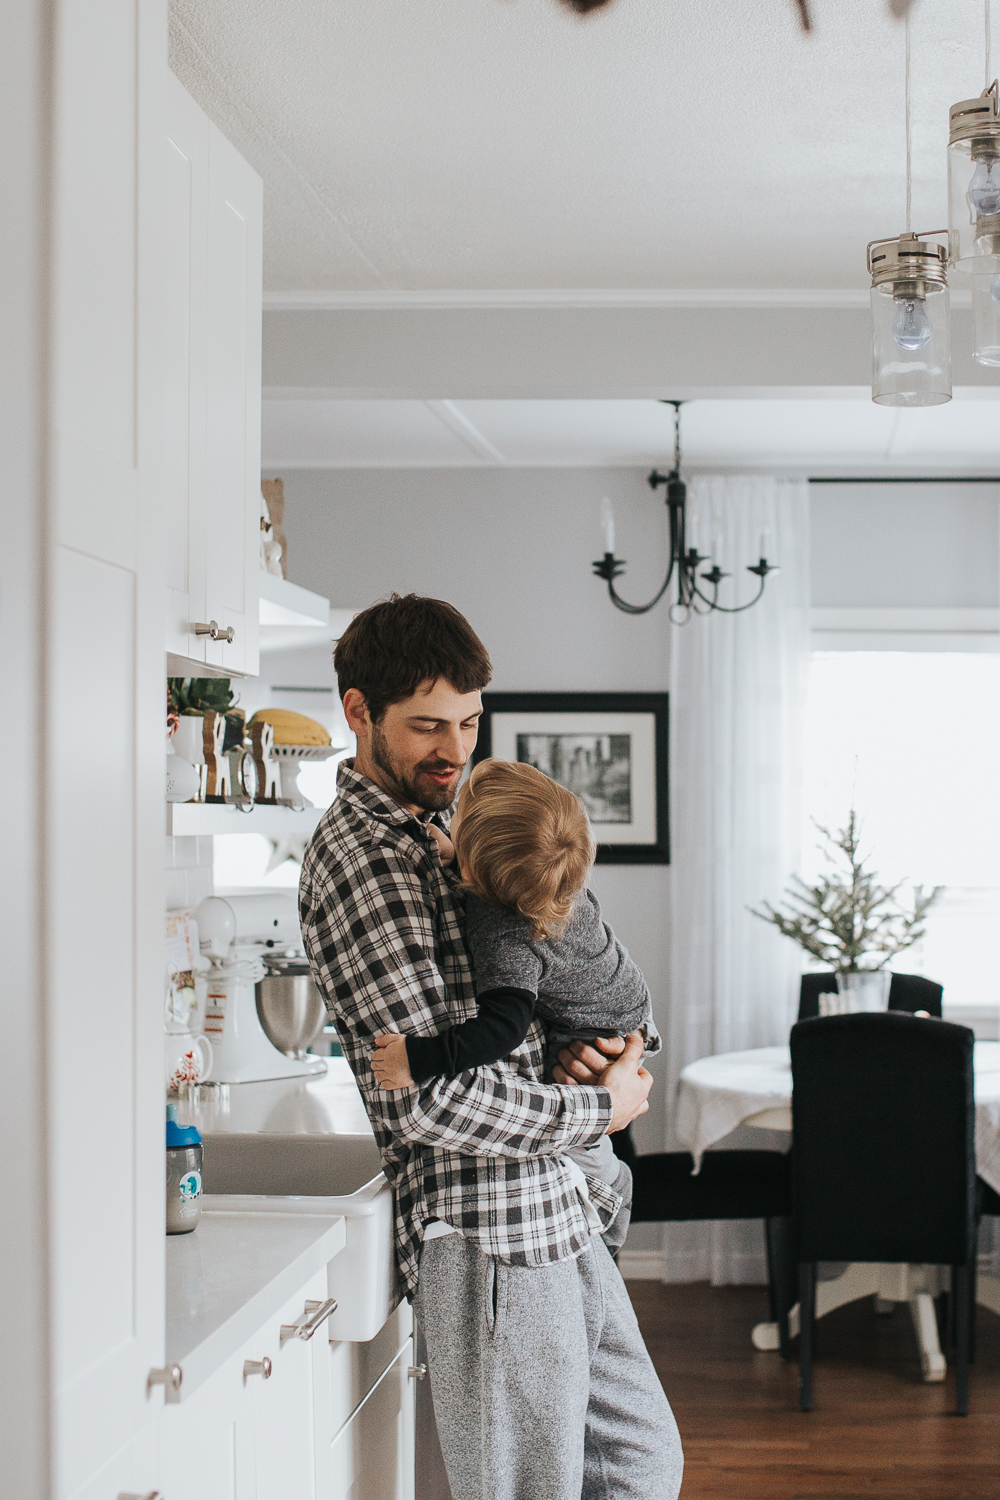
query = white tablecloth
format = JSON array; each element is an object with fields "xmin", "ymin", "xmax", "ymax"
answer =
[{"xmin": 676, "ymin": 1040, "xmax": 1000, "ymax": 1196}]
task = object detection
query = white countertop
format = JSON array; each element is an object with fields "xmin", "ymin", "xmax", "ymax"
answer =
[
  {"xmin": 165, "ymin": 1197, "xmax": 346, "ymax": 1400},
  {"xmin": 177, "ymin": 1057, "xmax": 374, "ymax": 1138}
]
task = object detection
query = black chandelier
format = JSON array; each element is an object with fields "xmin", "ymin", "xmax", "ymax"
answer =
[{"xmin": 591, "ymin": 401, "xmax": 778, "ymax": 622}]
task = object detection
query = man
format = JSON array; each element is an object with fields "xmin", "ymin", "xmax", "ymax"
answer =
[{"xmin": 300, "ymin": 593, "xmax": 682, "ymax": 1500}]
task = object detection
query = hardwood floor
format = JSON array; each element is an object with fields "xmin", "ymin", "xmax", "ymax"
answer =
[{"xmin": 627, "ymin": 1281, "xmax": 1000, "ymax": 1500}]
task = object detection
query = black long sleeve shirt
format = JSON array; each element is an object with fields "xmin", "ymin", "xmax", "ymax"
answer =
[{"xmin": 406, "ymin": 987, "xmax": 536, "ymax": 1082}]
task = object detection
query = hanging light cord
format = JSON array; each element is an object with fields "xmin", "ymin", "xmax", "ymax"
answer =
[
  {"xmin": 904, "ymin": 7, "xmax": 912, "ymax": 234},
  {"xmin": 987, "ymin": 0, "xmax": 992, "ymax": 92}
]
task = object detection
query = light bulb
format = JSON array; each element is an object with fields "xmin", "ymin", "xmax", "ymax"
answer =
[
  {"xmin": 892, "ymin": 297, "xmax": 932, "ymax": 350},
  {"xmin": 968, "ymin": 157, "xmax": 1000, "ymax": 216},
  {"xmin": 991, "ymin": 273, "xmax": 1000, "ymax": 305}
]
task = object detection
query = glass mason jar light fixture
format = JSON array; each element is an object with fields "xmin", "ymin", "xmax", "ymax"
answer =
[
  {"xmin": 948, "ymin": 81, "xmax": 1000, "ymax": 365},
  {"xmin": 867, "ymin": 233, "xmax": 951, "ymax": 406}
]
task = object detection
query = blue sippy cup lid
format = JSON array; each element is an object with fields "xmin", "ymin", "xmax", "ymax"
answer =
[{"xmin": 166, "ymin": 1102, "xmax": 202, "ymax": 1148}]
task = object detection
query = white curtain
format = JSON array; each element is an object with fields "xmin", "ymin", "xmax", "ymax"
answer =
[{"xmin": 662, "ymin": 474, "xmax": 811, "ymax": 1284}]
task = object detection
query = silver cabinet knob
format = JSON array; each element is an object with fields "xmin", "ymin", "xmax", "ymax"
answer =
[
  {"xmin": 243, "ymin": 1356, "xmax": 272, "ymax": 1380},
  {"xmin": 280, "ymin": 1296, "xmax": 338, "ymax": 1344},
  {"xmin": 147, "ymin": 1364, "xmax": 182, "ymax": 1393},
  {"xmin": 193, "ymin": 620, "xmax": 235, "ymax": 643},
  {"xmin": 407, "ymin": 1364, "xmax": 427, "ymax": 1381}
]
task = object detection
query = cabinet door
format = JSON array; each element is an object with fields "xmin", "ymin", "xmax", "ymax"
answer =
[
  {"xmin": 159, "ymin": 1348, "xmax": 256, "ymax": 1500},
  {"xmin": 164, "ymin": 72, "xmax": 209, "ymax": 666},
  {"xmin": 330, "ymin": 1338, "xmax": 416, "ymax": 1500},
  {"xmin": 48, "ymin": 0, "xmax": 166, "ymax": 1493},
  {"xmin": 203, "ymin": 121, "xmax": 262, "ymax": 678},
  {"xmin": 61, "ymin": 1420, "xmax": 160, "ymax": 1500},
  {"xmin": 163, "ymin": 76, "xmax": 261, "ymax": 679},
  {"xmin": 252, "ymin": 1269, "xmax": 330, "ymax": 1500}
]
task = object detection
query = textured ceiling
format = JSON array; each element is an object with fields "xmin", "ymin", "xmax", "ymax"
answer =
[{"xmin": 170, "ymin": 0, "xmax": 990, "ymax": 294}]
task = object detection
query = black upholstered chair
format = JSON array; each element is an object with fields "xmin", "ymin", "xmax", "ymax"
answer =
[
  {"xmin": 798, "ymin": 971, "xmax": 943, "ymax": 1021},
  {"xmin": 612, "ymin": 1129, "xmax": 793, "ymax": 1342},
  {"xmin": 790, "ymin": 1012, "xmax": 977, "ymax": 1414}
]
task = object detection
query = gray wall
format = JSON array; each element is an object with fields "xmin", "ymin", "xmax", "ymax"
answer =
[
  {"xmin": 275, "ymin": 466, "xmax": 1000, "ymax": 1255},
  {"xmin": 275, "ymin": 465, "xmax": 672, "ymax": 1158},
  {"xmin": 810, "ymin": 482, "xmax": 999, "ymax": 608}
]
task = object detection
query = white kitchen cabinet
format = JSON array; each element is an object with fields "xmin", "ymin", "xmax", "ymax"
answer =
[
  {"xmin": 165, "ymin": 71, "xmax": 262, "ymax": 679},
  {"xmin": 160, "ymin": 1266, "xmax": 334, "ymax": 1500},
  {"xmin": 159, "ymin": 1346, "xmax": 256, "ymax": 1500},
  {"xmin": 330, "ymin": 1305, "xmax": 416, "ymax": 1500},
  {"xmin": 330, "ymin": 1338, "xmax": 416, "ymax": 1500},
  {"xmin": 46, "ymin": 0, "xmax": 166, "ymax": 1494},
  {"xmin": 253, "ymin": 1272, "xmax": 332, "ymax": 1500}
]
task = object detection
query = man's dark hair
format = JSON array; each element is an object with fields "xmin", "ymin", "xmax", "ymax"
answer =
[{"xmin": 334, "ymin": 594, "xmax": 492, "ymax": 722}]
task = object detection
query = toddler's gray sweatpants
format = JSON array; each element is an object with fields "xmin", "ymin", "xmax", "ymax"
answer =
[{"xmin": 414, "ymin": 1230, "xmax": 683, "ymax": 1500}]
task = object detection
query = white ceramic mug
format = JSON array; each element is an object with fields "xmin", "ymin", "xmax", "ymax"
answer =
[{"xmin": 165, "ymin": 1030, "xmax": 213, "ymax": 1094}]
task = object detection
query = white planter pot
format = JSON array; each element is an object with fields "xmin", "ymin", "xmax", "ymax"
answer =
[
  {"xmin": 832, "ymin": 970, "xmax": 892, "ymax": 1014},
  {"xmin": 171, "ymin": 714, "xmax": 205, "ymax": 765}
]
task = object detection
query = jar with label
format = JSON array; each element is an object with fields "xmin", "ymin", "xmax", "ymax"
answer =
[{"xmin": 166, "ymin": 1104, "xmax": 203, "ymax": 1235}]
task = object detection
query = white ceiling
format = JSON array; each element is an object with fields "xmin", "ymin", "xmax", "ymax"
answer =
[
  {"xmin": 170, "ymin": 0, "xmax": 990, "ymax": 296},
  {"xmin": 261, "ymin": 395, "xmax": 1000, "ymax": 472}
]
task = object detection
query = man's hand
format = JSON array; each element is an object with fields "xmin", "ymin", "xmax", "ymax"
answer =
[
  {"xmin": 553, "ymin": 1033, "xmax": 650, "ymax": 1133},
  {"xmin": 552, "ymin": 1033, "xmax": 626, "ymax": 1085},
  {"xmin": 372, "ymin": 1033, "xmax": 415, "ymax": 1090},
  {"xmin": 599, "ymin": 1032, "xmax": 652, "ymax": 1133}
]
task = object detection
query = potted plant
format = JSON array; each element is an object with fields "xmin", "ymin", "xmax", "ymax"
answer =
[
  {"xmin": 752, "ymin": 811, "xmax": 940, "ymax": 1011},
  {"xmin": 167, "ymin": 678, "xmax": 244, "ymax": 764}
]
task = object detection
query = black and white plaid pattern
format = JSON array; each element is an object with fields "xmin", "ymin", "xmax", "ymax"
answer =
[{"xmin": 299, "ymin": 761, "xmax": 619, "ymax": 1295}]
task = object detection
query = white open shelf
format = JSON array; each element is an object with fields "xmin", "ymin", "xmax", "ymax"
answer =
[
  {"xmin": 258, "ymin": 573, "xmax": 330, "ymax": 628},
  {"xmin": 165, "ymin": 802, "xmax": 325, "ymax": 836}
]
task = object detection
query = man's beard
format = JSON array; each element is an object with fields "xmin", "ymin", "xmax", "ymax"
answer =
[{"xmin": 369, "ymin": 720, "xmax": 461, "ymax": 812}]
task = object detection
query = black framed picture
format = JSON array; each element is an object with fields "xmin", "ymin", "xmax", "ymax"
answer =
[{"xmin": 473, "ymin": 692, "xmax": 669, "ymax": 865}]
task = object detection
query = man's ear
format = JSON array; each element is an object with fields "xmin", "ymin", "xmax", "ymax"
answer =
[{"xmin": 342, "ymin": 688, "xmax": 371, "ymax": 739}]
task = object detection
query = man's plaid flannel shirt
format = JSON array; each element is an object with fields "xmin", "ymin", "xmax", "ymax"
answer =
[{"xmin": 299, "ymin": 761, "xmax": 620, "ymax": 1296}]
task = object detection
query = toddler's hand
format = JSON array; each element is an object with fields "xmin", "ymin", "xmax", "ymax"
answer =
[
  {"xmin": 426, "ymin": 823, "xmax": 455, "ymax": 865},
  {"xmin": 372, "ymin": 1033, "xmax": 414, "ymax": 1090}
]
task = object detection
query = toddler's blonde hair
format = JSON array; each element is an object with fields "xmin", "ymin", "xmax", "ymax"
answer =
[{"xmin": 454, "ymin": 760, "xmax": 595, "ymax": 940}]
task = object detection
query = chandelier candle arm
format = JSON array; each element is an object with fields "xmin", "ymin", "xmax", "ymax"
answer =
[{"xmin": 600, "ymin": 496, "xmax": 616, "ymax": 555}]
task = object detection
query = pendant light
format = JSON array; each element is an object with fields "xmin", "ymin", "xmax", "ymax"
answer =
[
  {"xmin": 868, "ymin": 234, "xmax": 951, "ymax": 405},
  {"xmin": 948, "ymin": 5, "xmax": 1000, "ymax": 364},
  {"xmin": 868, "ymin": 9, "xmax": 952, "ymax": 406}
]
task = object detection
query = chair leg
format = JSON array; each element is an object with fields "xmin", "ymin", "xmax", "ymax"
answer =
[
  {"xmin": 953, "ymin": 1265, "xmax": 970, "ymax": 1417},
  {"xmin": 766, "ymin": 1217, "xmax": 794, "ymax": 1360},
  {"xmin": 798, "ymin": 1263, "xmax": 816, "ymax": 1412}
]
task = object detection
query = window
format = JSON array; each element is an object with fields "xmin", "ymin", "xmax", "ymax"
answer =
[{"xmin": 803, "ymin": 652, "xmax": 1000, "ymax": 1014}]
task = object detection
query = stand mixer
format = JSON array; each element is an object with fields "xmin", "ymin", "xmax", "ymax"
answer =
[{"xmin": 194, "ymin": 894, "xmax": 327, "ymax": 1084}]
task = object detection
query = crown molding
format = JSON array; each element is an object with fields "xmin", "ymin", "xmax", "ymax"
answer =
[{"xmin": 262, "ymin": 287, "xmax": 875, "ymax": 313}]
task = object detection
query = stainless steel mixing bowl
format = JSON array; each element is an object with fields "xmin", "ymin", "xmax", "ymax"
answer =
[{"xmin": 255, "ymin": 961, "xmax": 326, "ymax": 1059}]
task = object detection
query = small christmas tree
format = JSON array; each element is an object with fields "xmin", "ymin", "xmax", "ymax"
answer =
[{"xmin": 752, "ymin": 811, "xmax": 940, "ymax": 973}]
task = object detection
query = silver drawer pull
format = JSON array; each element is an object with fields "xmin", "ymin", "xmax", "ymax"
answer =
[
  {"xmin": 280, "ymin": 1296, "xmax": 338, "ymax": 1344},
  {"xmin": 244, "ymin": 1356, "xmax": 272, "ymax": 1380},
  {"xmin": 147, "ymin": 1364, "xmax": 182, "ymax": 1393},
  {"xmin": 117, "ymin": 1492, "xmax": 162, "ymax": 1499},
  {"xmin": 193, "ymin": 620, "xmax": 235, "ymax": 644},
  {"xmin": 407, "ymin": 1364, "xmax": 427, "ymax": 1381}
]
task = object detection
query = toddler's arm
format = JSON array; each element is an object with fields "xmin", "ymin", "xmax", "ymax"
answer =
[{"xmin": 372, "ymin": 987, "xmax": 536, "ymax": 1090}]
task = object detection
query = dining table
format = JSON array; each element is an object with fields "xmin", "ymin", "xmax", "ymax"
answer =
[{"xmin": 675, "ymin": 1039, "xmax": 1000, "ymax": 1382}]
